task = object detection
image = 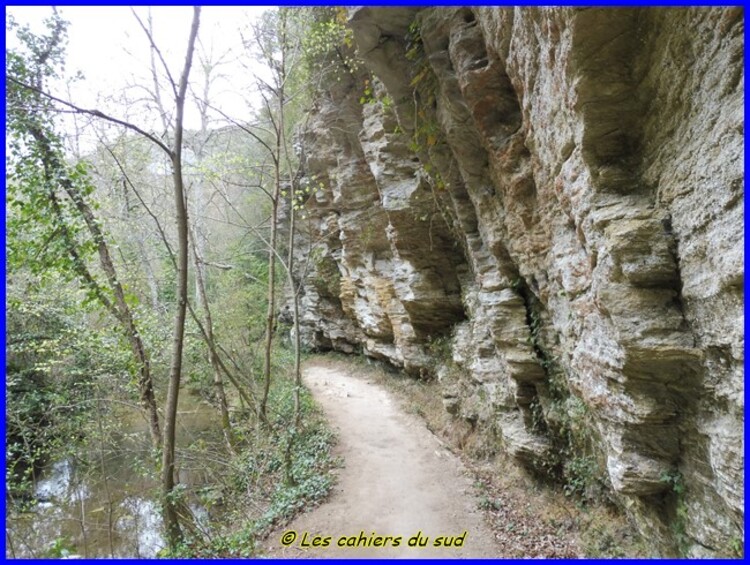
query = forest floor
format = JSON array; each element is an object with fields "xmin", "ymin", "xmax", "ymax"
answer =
[{"xmin": 260, "ymin": 356, "xmax": 646, "ymax": 558}]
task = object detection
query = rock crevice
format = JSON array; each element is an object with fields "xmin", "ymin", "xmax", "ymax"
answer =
[{"xmin": 290, "ymin": 7, "xmax": 743, "ymax": 556}]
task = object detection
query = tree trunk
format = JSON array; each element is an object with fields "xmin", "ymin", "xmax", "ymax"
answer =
[
  {"xmin": 283, "ymin": 189, "xmax": 302, "ymax": 486},
  {"xmin": 29, "ymin": 126, "xmax": 163, "ymax": 450},
  {"xmin": 289, "ymin": 222, "xmax": 301, "ymax": 432},
  {"xmin": 161, "ymin": 7, "xmax": 201, "ymax": 550},
  {"xmin": 260, "ymin": 149, "xmax": 281, "ymax": 428},
  {"xmin": 279, "ymin": 23, "xmax": 303, "ymax": 481},
  {"xmin": 259, "ymin": 10, "xmax": 295, "ymax": 429},
  {"xmin": 277, "ymin": 26, "xmax": 302, "ymax": 431},
  {"xmin": 190, "ymin": 225, "xmax": 234, "ymax": 450}
]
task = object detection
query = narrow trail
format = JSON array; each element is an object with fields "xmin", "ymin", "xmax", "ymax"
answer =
[{"xmin": 262, "ymin": 360, "xmax": 501, "ymax": 558}]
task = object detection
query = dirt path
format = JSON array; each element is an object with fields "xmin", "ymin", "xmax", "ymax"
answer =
[{"xmin": 262, "ymin": 361, "xmax": 501, "ymax": 558}]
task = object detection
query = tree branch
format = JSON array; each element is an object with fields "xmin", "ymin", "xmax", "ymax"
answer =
[
  {"xmin": 7, "ymin": 76, "xmax": 174, "ymax": 156},
  {"xmin": 131, "ymin": 7, "xmax": 179, "ymax": 99},
  {"xmin": 203, "ymin": 100, "xmax": 278, "ymax": 166},
  {"xmin": 99, "ymin": 140, "xmax": 177, "ymax": 267}
]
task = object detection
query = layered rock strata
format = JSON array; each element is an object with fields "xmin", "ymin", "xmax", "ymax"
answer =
[{"xmin": 289, "ymin": 7, "xmax": 743, "ymax": 556}]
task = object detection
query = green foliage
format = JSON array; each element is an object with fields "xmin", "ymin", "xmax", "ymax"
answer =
[
  {"xmin": 45, "ymin": 536, "xmax": 77, "ymax": 558},
  {"xmin": 161, "ymin": 348, "xmax": 337, "ymax": 558},
  {"xmin": 161, "ymin": 526, "xmax": 256, "ymax": 559},
  {"xmin": 357, "ymin": 74, "xmax": 395, "ymax": 112},
  {"xmin": 426, "ymin": 334, "xmax": 452, "ymax": 363},
  {"xmin": 671, "ymin": 498, "xmax": 690, "ymax": 555},
  {"xmin": 432, "ymin": 170, "xmax": 447, "ymax": 190},
  {"xmin": 532, "ymin": 369, "xmax": 605, "ymax": 502},
  {"xmin": 6, "ymin": 7, "xmax": 338, "ymax": 557},
  {"xmin": 659, "ymin": 469, "xmax": 685, "ymax": 495},
  {"xmin": 513, "ymin": 278, "xmax": 607, "ymax": 503},
  {"xmin": 403, "ymin": 19, "xmax": 442, "ymax": 153},
  {"xmin": 405, "ymin": 20, "xmax": 424, "ymax": 64},
  {"xmin": 563, "ymin": 456, "xmax": 599, "ymax": 498},
  {"xmin": 302, "ymin": 7, "xmax": 359, "ymax": 83},
  {"xmin": 255, "ymin": 424, "xmax": 335, "ymax": 529},
  {"xmin": 6, "ymin": 10, "xmax": 126, "ymax": 316},
  {"xmin": 407, "ymin": 117, "xmax": 441, "ymax": 154},
  {"xmin": 5, "ymin": 273, "xmax": 131, "ymax": 500},
  {"xmin": 359, "ymin": 77, "xmax": 375, "ymax": 104},
  {"xmin": 214, "ymin": 250, "xmax": 270, "ymax": 343},
  {"xmin": 6, "ymin": 13, "xmax": 100, "ymax": 290},
  {"xmin": 292, "ymin": 175, "xmax": 323, "ymax": 220},
  {"xmin": 728, "ymin": 536, "xmax": 743, "ymax": 558},
  {"xmin": 658, "ymin": 469, "xmax": 692, "ymax": 555},
  {"xmin": 478, "ymin": 495, "xmax": 501, "ymax": 511},
  {"xmin": 6, "ymin": 5, "xmax": 168, "ymax": 497}
]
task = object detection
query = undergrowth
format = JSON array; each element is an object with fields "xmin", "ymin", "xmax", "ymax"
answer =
[{"xmin": 160, "ymin": 348, "xmax": 338, "ymax": 558}]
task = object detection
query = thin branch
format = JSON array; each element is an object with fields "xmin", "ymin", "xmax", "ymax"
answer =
[
  {"xmin": 98, "ymin": 140, "xmax": 177, "ymax": 266},
  {"xmin": 200, "ymin": 260, "xmax": 234, "ymax": 270},
  {"xmin": 131, "ymin": 7, "xmax": 178, "ymax": 98},
  {"xmin": 8, "ymin": 77, "xmax": 173, "ymax": 156},
  {"xmin": 203, "ymin": 100, "xmax": 278, "ymax": 166}
]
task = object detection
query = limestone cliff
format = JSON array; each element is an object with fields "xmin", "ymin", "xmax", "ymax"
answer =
[{"xmin": 289, "ymin": 7, "xmax": 744, "ymax": 556}]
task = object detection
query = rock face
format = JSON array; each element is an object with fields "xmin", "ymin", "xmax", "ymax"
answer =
[{"xmin": 290, "ymin": 7, "xmax": 743, "ymax": 556}]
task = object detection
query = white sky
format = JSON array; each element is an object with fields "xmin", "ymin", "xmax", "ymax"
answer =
[{"xmin": 6, "ymin": 6, "xmax": 274, "ymax": 136}]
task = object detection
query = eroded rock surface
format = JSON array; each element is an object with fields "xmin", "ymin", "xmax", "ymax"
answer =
[{"xmin": 289, "ymin": 7, "xmax": 743, "ymax": 556}]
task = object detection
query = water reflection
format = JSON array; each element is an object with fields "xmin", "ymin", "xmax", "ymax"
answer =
[
  {"xmin": 6, "ymin": 392, "xmax": 223, "ymax": 558},
  {"xmin": 36, "ymin": 459, "xmax": 86, "ymax": 502},
  {"xmin": 121, "ymin": 497, "xmax": 163, "ymax": 557}
]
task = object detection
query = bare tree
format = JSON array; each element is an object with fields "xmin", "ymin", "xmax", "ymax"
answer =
[
  {"xmin": 240, "ymin": 8, "xmax": 309, "ymax": 427},
  {"xmin": 159, "ymin": 7, "xmax": 201, "ymax": 547},
  {"xmin": 188, "ymin": 40, "xmax": 235, "ymax": 446}
]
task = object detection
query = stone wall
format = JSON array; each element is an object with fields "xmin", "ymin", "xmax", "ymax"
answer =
[{"xmin": 289, "ymin": 7, "xmax": 743, "ymax": 556}]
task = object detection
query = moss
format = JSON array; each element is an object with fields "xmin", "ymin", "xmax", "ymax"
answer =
[{"xmin": 310, "ymin": 246, "xmax": 341, "ymax": 298}]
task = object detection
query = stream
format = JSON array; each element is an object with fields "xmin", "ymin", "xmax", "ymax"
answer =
[{"xmin": 6, "ymin": 391, "xmax": 225, "ymax": 558}]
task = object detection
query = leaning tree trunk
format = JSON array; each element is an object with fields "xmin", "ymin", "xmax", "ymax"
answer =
[
  {"xmin": 190, "ymin": 225, "xmax": 234, "ymax": 451},
  {"xmin": 29, "ymin": 125, "xmax": 163, "ymax": 450}
]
